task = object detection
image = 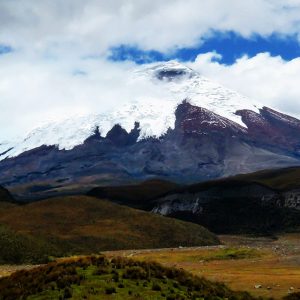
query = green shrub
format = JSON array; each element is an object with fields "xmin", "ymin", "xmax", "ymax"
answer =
[
  {"xmin": 123, "ymin": 266, "xmax": 148, "ymax": 280},
  {"xmin": 112, "ymin": 272, "xmax": 119, "ymax": 282},
  {"xmin": 93, "ymin": 266, "xmax": 110, "ymax": 275},
  {"xmin": 63, "ymin": 287, "xmax": 72, "ymax": 299},
  {"xmin": 0, "ymin": 255, "xmax": 259, "ymax": 300},
  {"xmin": 0, "ymin": 225, "xmax": 60, "ymax": 264},
  {"xmin": 118, "ymin": 283, "xmax": 124, "ymax": 288},
  {"xmin": 105, "ymin": 286, "xmax": 116, "ymax": 294},
  {"xmin": 152, "ymin": 283, "xmax": 162, "ymax": 291},
  {"xmin": 283, "ymin": 292, "xmax": 300, "ymax": 300}
]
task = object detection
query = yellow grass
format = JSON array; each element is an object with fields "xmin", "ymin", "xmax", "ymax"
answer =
[
  {"xmin": 2, "ymin": 234, "xmax": 300, "ymax": 298},
  {"xmin": 105, "ymin": 234, "xmax": 300, "ymax": 299},
  {"xmin": 0, "ymin": 265, "xmax": 37, "ymax": 278}
]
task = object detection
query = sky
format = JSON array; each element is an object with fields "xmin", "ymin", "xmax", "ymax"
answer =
[{"xmin": 1, "ymin": 0, "xmax": 300, "ymax": 140}]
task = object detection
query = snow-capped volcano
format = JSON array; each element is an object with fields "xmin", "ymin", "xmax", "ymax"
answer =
[
  {"xmin": 1, "ymin": 60, "xmax": 300, "ymax": 199},
  {"xmin": 1, "ymin": 61, "xmax": 261, "ymax": 159}
]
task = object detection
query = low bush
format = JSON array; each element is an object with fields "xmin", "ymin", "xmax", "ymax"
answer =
[
  {"xmin": 283, "ymin": 293, "xmax": 300, "ymax": 300},
  {"xmin": 105, "ymin": 286, "xmax": 116, "ymax": 294},
  {"xmin": 123, "ymin": 266, "xmax": 148, "ymax": 280},
  {"xmin": 63, "ymin": 287, "xmax": 72, "ymax": 299},
  {"xmin": 0, "ymin": 255, "xmax": 259, "ymax": 300},
  {"xmin": 152, "ymin": 283, "xmax": 162, "ymax": 291}
]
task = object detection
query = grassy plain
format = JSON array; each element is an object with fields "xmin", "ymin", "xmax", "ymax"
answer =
[
  {"xmin": 1, "ymin": 234, "xmax": 300, "ymax": 298},
  {"xmin": 105, "ymin": 234, "xmax": 300, "ymax": 299}
]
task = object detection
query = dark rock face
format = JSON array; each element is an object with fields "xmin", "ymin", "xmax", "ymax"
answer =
[
  {"xmin": 237, "ymin": 106, "xmax": 300, "ymax": 153},
  {"xmin": 155, "ymin": 69, "xmax": 193, "ymax": 81},
  {"xmin": 87, "ymin": 167, "xmax": 300, "ymax": 234},
  {"xmin": 176, "ymin": 101, "xmax": 245, "ymax": 136},
  {"xmin": 106, "ymin": 122, "xmax": 140, "ymax": 146},
  {"xmin": 152, "ymin": 179, "xmax": 300, "ymax": 234},
  {"xmin": 1, "ymin": 101, "xmax": 300, "ymax": 200}
]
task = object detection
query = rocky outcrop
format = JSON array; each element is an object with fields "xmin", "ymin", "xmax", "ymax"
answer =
[
  {"xmin": 153, "ymin": 182, "xmax": 279, "ymax": 215},
  {"xmin": 282, "ymin": 190, "xmax": 300, "ymax": 209},
  {"xmin": 151, "ymin": 178, "xmax": 300, "ymax": 234},
  {"xmin": 175, "ymin": 101, "xmax": 246, "ymax": 136}
]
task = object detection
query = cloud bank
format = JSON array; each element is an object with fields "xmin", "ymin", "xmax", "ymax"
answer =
[
  {"xmin": 1, "ymin": 0, "xmax": 300, "ymax": 140},
  {"xmin": 189, "ymin": 52, "xmax": 300, "ymax": 116},
  {"xmin": 1, "ymin": 0, "xmax": 300, "ymax": 54}
]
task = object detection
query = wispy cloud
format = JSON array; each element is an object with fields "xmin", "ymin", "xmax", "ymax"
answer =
[{"xmin": 189, "ymin": 52, "xmax": 300, "ymax": 117}]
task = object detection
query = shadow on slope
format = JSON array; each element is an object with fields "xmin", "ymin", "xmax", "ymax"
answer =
[
  {"xmin": 87, "ymin": 179, "xmax": 180, "ymax": 210},
  {"xmin": 87, "ymin": 167, "xmax": 300, "ymax": 235},
  {"xmin": 0, "ymin": 186, "xmax": 14, "ymax": 203}
]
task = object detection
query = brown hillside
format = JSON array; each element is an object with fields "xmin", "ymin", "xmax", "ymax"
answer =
[{"xmin": 0, "ymin": 196, "xmax": 219, "ymax": 256}]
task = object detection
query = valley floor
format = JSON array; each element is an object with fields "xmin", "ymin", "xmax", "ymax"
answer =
[
  {"xmin": 1, "ymin": 233, "xmax": 300, "ymax": 299},
  {"xmin": 0, "ymin": 264, "xmax": 37, "ymax": 278},
  {"xmin": 104, "ymin": 234, "xmax": 300, "ymax": 299}
]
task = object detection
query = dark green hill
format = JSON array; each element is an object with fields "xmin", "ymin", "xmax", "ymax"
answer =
[
  {"xmin": 231, "ymin": 166, "xmax": 300, "ymax": 191},
  {"xmin": 186, "ymin": 166, "xmax": 300, "ymax": 192},
  {"xmin": 0, "ymin": 196, "xmax": 219, "ymax": 264},
  {"xmin": 87, "ymin": 179, "xmax": 180, "ymax": 210},
  {"xmin": 86, "ymin": 167, "xmax": 300, "ymax": 234},
  {"xmin": 87, "ymin": 167, "xmax": 300, "ymax": 211},
  {"xmin": 0, "ymin": 255, "xmax": 258, "ymax": 300},
  {"xmin": 0, "ymin": 186, "xmax": 14, "ymax": 203}
]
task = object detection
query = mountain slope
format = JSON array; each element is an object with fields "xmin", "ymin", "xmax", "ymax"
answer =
[
  {"xmin": 1, "ymin": 101, "xmax": 300, "ymax": 199},
  {"xmin": 0, "ymin": 195, "xmax": 219, "ymax": 258},
  {"xmin": 219, "ymin": 166, "xmax": 300, "ymax": 191},
  {"xmin": 0, "ymin": 61, "xmax": 261, "ymax": 159},
  {"xmin": 1, "ymin": 62, "xmax": 300, "ymax": 198}
]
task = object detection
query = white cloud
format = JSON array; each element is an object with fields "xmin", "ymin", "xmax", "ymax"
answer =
[
  {"xmin": 0, "ymin": 53, "xmax": 175, "ymax": 139},
  {"xmin": 1, "ymin": 0, "xmax": 300, "ymax": 54},
  {"xmin": 3, "ymin": 50, "xmax": 300, "ymax": 141},
  {"xmin": 1, "ymin": 1, "xmax": 300, "ymax": 140},
  {"xmin": 188, "ymin": 52, "xmax": 300, "ymax": 117}
]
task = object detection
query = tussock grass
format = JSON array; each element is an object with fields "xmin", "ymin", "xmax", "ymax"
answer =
[{"xmin": 0, "ymin": 255, "xmax": 260, "ymax": 300}]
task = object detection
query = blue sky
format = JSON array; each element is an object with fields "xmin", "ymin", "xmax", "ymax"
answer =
[
  {"xmin": 0, "ymin": 45, "xmax": 12, "ymax": 56},
  {"xmin": 109, "ymin": 31, "xmax": 300, "ymax": 65}
]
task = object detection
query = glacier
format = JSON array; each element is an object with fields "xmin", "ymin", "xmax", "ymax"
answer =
[{"xmin": 0, "ymin": 61, "xmax": 262, "ymax": 160}]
